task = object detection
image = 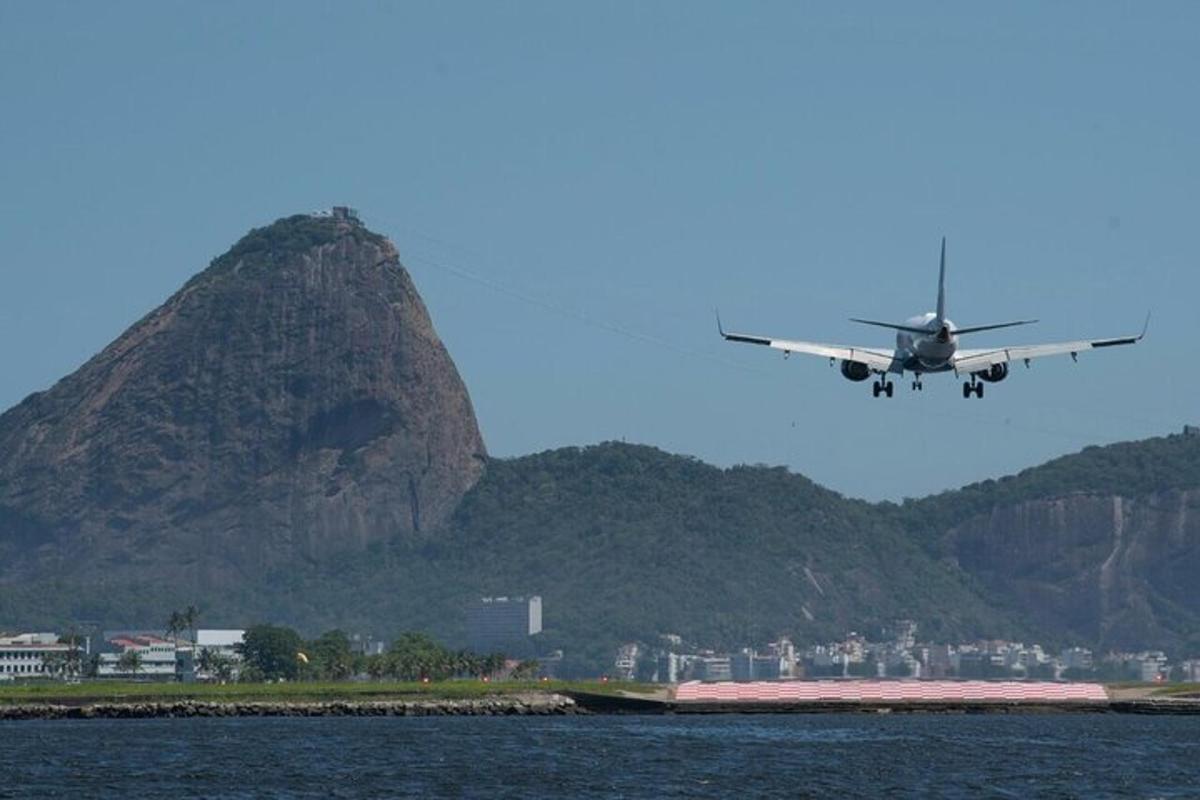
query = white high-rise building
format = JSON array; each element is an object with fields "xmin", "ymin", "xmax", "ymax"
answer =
[{"xmin": 466, "ymin": 596, "xmax": 543, "ymax": 657}]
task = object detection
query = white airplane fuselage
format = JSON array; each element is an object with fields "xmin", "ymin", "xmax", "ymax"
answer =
[{"xmin": 895, "ymin": 313, "xmax": 958, "ymax": 372}]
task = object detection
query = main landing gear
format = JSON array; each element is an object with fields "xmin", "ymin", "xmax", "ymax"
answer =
[
  {"xmin": 962, "ymin": 377, "xmax": 984, "ymax": 399},
  {"xmin": 872, "ymin": 379, "xmax": 894, "ymax": 398}
]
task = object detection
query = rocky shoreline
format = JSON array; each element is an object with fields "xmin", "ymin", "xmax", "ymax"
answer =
[
  {"xmin": 0, "ymin": 693, "xmax": 581, "ymax": 721},
  {"xmin": 7, "ymin": 692, "xmax": 1200, "ymax": 720}
]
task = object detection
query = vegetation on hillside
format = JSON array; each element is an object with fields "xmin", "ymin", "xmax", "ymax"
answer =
[
  {"xmin": 4, "ymin": 435, "xmax": 1199, "ymax": 676},
  {"xmin": 893, "ymin": 432, "xmax": 1200, "ymax": 547}
]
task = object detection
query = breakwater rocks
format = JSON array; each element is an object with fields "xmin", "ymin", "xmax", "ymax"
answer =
[{"xmin": 0, "ymin": 693, "xmax": 581, "ymax": 721}]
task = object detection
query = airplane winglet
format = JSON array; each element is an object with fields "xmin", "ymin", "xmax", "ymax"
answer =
[
  {"xmin": 715, "ymin": 308, "xmax": 727, "ymax": 339},
  {"xmin": 1139, "ymin": 311, "xmax": 1151, "ymax": 341}
]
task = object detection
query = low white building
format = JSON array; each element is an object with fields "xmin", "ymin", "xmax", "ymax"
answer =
[
  {"xmin": 98, "ymin": 634, "xmax": 179, "ymax": 680},
  {"xmin": 1060, "ymin": 647, "xmax": 1095, "ymax": 672},
  {"xmin": 0, "ymin": 633, "xmax": 72, "ymax": 680},
  {"xmin": 194, "ymin": 629, "xmax": 245, "ymax": 681}
]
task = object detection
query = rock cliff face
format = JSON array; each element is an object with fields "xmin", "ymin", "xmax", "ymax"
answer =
[
  {"xmin": 945, "ymin": 488, "xmax": 1200, "ymax": 651},
  {"xmin": 0, "ymin": 212, "xmax": 486, "ymax": 594}
]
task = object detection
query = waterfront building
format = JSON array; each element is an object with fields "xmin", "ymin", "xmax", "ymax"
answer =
[
  {"xmin": 193, "ymin": 629, "xmax": 245, "ymax": 681},
  {"xmin": 656, "ymin": 652, "xmax": 683, "ymax": 684},
  {"xmin": 614, "ymin": 643, "xmax": 640, "ymax": 681},
  {"xmin": 349, "ymin": 633, "xmax": 386, "ymax": 657},
  {"xmin": 889, "ymin": 620, "xmax": 918, "ymax": 651},
  {"xmin": 98, "ymin": 634, "xmax": 179, "ymax": 680},
  {"xmin": 731, "ymin": 649, "xmax": 782, "ymax": 681},
  {"xmin": 466, "ymin": 596, "xmax": 543, "ymax": 658},
  {"xmin": 1135, "ymin": 651, "xmax": 1168, "ymax": 682},
  {"xmin": 921, "ymin": 644, "xmax": 955, "ymax": 678},
  {"xmin": 196, "ymin": 629, "xmax": 244, "ymax": 659},
  {"xmin": 764, "ymin": 638, "xmax": 797, "ymax": 678},
  {"xmin": 1060, "ymin": 647, "xmax": 1094, "ymax": 672},
  {"xmin": 0, "ymin": 633, "xmax": 71, "ymax": 680},
  {"xmin": 695, "ymin": 656, "xmax": 732, "ymax": 682}
]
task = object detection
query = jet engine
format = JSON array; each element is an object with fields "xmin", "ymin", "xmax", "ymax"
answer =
[
  {"xmin": 840, "ymin": 360, "xmax": 871, "ymax": 382},
  {"xmin": 974, "ymin": 363, "xmax": 1009, "ymax": 383}
]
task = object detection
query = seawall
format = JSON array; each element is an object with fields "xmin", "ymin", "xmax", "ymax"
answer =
[{"xmin": 0, "ymin": 693, "xmax": 580, "ymax": 721}]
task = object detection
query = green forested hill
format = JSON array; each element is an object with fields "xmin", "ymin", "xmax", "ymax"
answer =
[
  {"xmin": 435, "ymin": 443, "xmax": 1023, "ymax": 671},
  {"xmin": 4, "ymin": 435, "xmax": 1199, "ymax": 674}
]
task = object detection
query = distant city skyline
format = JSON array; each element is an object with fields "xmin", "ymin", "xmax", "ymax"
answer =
[{"xmin": 2, "ymin": 3, "xmax": 1197, "ymax": 500}]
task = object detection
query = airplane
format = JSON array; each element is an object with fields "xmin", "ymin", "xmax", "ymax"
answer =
[{"xmin": 718, "ymin": 238, "xmax": 1148, "ymax": 398}]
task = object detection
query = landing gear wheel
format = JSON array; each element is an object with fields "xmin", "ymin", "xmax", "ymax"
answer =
[
  {"xmin": 884, "ymin": 381, "xmax": 894, "ymax": 398},
  {"xmin": 962, "ymin": 382, "xmax": 971, "ymax": 399},
  {"xmin": 976, "ymin": 382, "xmax": 985, "ymax": 398},
  {"xmin": 872, "ymin": 381, "xmax": 881, "ymax": 398}
]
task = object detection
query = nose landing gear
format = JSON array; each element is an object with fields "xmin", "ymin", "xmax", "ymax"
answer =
[{"xmin": 912, "ymin": 375, "xmax": 923, "ymax": 391}]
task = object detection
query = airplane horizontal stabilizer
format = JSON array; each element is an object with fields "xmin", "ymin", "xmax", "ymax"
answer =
[
  {"xmin": 953, "ymin": 320, "xmax": 1038, "ymax": 335},
  {"xmin": 848, "ymin": 318, "xmax": 933, "ymax": 335}
]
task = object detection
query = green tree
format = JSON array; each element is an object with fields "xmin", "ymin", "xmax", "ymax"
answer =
[
  {"xmin": 238, "ymin": 624, "xmax": 304, "ymax": 681},
  {"xmin": 308, "ymin": 630, "xmax": 354, "ymax": 680},
  {"xmin": 376, "ymin": 632, "xmax": 494, "ymax": 681},
  {"xmin": 58, "ymin": 631, "xmax": 84, "ymax": 680},
  {"xmin": 510, "ymin": 659, "xmax": 540, "ymax": 681},
  {"xmin": 483, "ymin": 653, "xmax": 506, "ymax": 678},
  {"xmin": 41, "ymin": 652, "xmax": 68, "ymax": 679},
  {"xmin": 209, "ymin": 653, "xmax": 235, "ymax": 683}
]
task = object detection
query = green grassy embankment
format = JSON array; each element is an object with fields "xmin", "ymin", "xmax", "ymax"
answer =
[
  {"xmin": 0, "ymin": 679, "xmax": 655, "ymax": 706},
  {"xmin": 1149, "ymin": 682, "xmax": 1200, "ymax": 697}
]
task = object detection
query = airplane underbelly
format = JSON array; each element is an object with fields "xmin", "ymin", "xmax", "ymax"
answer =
[{"xmin": 915, "ymin": 339, "xmax": 955, "ymax": 369}]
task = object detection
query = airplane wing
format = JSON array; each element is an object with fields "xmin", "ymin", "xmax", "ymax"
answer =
[
  {"xmin": 718, "ymin": 316, "xmax": 899, "ymax": 373},
  {"xmin": 953, "ymin": 317, "xmax": 1149, "ymax": 374}
]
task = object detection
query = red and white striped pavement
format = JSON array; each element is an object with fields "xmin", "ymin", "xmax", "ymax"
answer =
[{"xmin": 674, "ymin": 680, "xmax": 1109, "ymax": 703}]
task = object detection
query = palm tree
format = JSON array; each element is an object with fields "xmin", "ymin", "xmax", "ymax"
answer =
[
  {"xmin": 165, "ymin": 611, "xmax": 184, "ymax": 643},
  {"xmin": 485, "ymin": 653, "xmax": 506, "ymax": 678},
  {"xmin": 41, "ymin": 652, "xmax": 67, "ymax": 679},
  {"xmin": 181, "ymin": 605, "xmax": 199, "ymax": 645},
  {"xmin": 58, "ymin": 630, "xmax": 84, "ymax": 680},
  {"xmin": 196, "ymin": 646, "xmax": 215, "ymax": 681},
  {"xmin": 117, "ymin": 649, "xmax": 143, "ymax": 678}
]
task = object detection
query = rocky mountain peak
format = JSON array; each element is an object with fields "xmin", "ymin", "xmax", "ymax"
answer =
[{"xmin": 0, "ymin": 210, "xmax": 487, "ymax": 589}]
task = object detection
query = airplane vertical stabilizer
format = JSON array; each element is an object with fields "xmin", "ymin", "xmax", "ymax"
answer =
[{"xmin": 936, "ymin": 237, "xmax": 946, "ymax": 323}]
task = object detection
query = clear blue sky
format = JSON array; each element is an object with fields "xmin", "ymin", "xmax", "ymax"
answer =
[{"xmin": 2, "ymin": 3, "xmax": 1196, "ymax": 500}]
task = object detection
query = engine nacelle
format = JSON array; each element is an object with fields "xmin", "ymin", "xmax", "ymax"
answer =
[
  {"xmin": 974, "ymin": 363, "xmax": 1009, "ymax": 383},
  {"xmin": 840, "ymin": 360, "xmax": 871, "ymax": 382}
]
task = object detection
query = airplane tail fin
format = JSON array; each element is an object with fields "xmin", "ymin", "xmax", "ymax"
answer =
[{"xmin": 936, "ymin": 237, "xmax": 946, "ymax": 323}]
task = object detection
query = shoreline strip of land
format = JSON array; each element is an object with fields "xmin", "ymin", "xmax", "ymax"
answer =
[{"xmin": 4, "ymin": 680, "xmax": 1200, "ymax": 720}]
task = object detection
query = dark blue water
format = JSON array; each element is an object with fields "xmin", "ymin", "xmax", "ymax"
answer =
[{"xmin": 2, "ymin": 714, "xmax": 1198, "ymax": 798}]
